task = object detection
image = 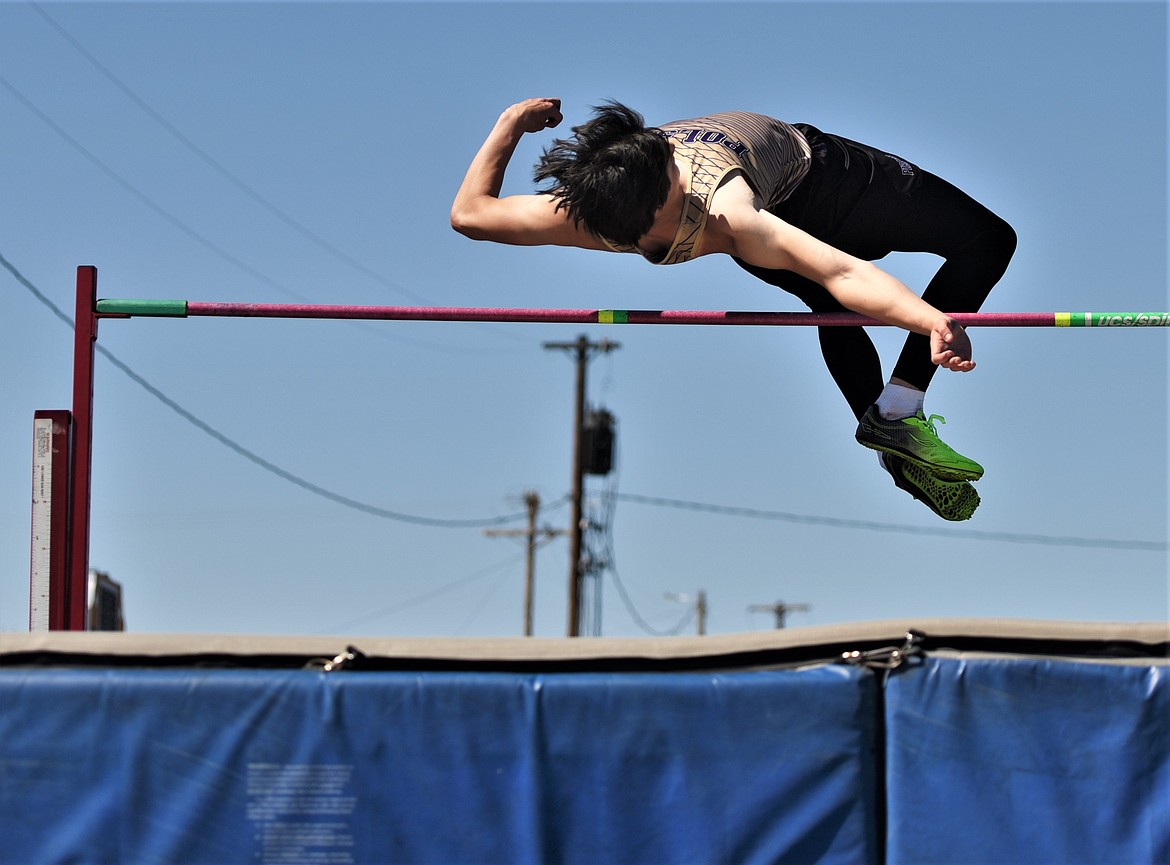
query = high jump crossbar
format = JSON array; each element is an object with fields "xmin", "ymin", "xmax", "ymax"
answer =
[
  {"xmin": 94, "ymin": 299, "xmax": 1170, "ymax": 328},
  {"xmin": 37, "ymin": 266, "xmax": 1170, "ymax": 631}
]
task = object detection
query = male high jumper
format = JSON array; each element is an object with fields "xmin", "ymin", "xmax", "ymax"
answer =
[{"xmin": 451, "ymin": 98, "xmax": 1016, "ymax": 520}]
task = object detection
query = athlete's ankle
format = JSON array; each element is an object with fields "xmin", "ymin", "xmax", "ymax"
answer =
[{"xmin": 876, "ymin": 382, "xmax": 925, "ymax": 420}]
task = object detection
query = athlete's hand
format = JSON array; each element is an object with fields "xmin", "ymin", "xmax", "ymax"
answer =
[
  {"xmin": 506, "ymin": 98, "xmax": 563, "ymax": 134},
  {"xmin": 931, "ymin": 319, "xmax": 976, "ymax": 372}
]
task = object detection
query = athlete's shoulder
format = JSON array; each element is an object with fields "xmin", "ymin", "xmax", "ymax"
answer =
[
  {"xmin": 657, "ymin": 113, "xmax": 801, "ymax": 153},
  {"xmin": 660, "ymin": 111, "xmax": 781, "ymax": 127}
]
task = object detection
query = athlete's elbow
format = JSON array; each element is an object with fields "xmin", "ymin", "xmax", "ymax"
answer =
[
  {"xmin": 832, "ymin": 258, "xmax": 874, "ymax": 284},
  {"xmin": 450, "ymin": 206, "xmax": 491, "ymax": 241},
  {"xmin": 450, "ymin": 216, "xmax": 480, "ymax": 240},
  {"xmin": 820, "ymin": 259, "xmax": 866, "ymax": 297},
  {"xmin": 821, "ymin": 260, "xmax": 890, "ymax": 314}
]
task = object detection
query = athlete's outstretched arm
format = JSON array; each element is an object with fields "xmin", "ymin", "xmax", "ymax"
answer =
[
  {"xmin": 708, "ymin": 175, "xmax": 975, "ymax": 371},
  {"xmin": 451, "ymin": 98, "xmax": 608, "ymax": 250}
]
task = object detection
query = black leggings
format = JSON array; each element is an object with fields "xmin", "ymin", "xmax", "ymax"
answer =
[{"xmin": 735, "ymin": 125, "xmax": 1017, "ymax": 420}]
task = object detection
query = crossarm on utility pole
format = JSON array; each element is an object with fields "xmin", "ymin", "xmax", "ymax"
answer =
[{"xmin": 482, "ymin": 491, "xmax": 565, "ymax": 636}]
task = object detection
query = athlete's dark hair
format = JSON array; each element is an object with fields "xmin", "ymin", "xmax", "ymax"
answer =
[{"xmin": 533, "ymin": 101, "xmax": 672, "ymax": 246}]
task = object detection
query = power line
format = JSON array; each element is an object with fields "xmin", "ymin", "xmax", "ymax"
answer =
[
  {"xmin": 615, "ymin": 492, "xmax": 1168, "ymax": 552},
  {"xmin": 0, "ymin": 72, "xmax": 501, "ymax": 356},
  {"xmin": 316, "ymin": 550, "xmax": 527, "ymax": 635},
  {"xmin": 453, "ymin": 561, "xmax": 525, "ymax": 636},
  {"xmin": 14, "ymin": 8, "xmax": 530, "ymax": 350},
  {"xmin": 598, "ymin": 461, "xmax": 697, "ymax": 638},
  {"xmin": 5, "ymin": 252, "xmax": 1165, "ymax": 553},
  {"xmin": 0, "ymin": 73, "xmax": 309, "ymax": 304},
  {"xmin": 608, "ymin": 561, "xmax": 696, "ymax": 637},
  {"xmin": 2, "ymin": 250, "xmax": 541, "ymax": 529},
  {"xmin": 26, "ymin": 1, "xmax": 432, "ymax": 306}
]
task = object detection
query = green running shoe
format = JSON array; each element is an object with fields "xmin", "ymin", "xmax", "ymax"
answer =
[
  {"xmin": 881, "ymin": 454, "xmax": 980, "ymax": 521},
  {"xmin": 856, "ymin": 405, "xmax": 984, "ymax": 481}
]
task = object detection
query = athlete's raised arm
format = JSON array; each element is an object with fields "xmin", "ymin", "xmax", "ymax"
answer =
[
  {"xmin": 451, "ymin": 99, "xmax": 609, "ymax": 251},
  {"xmin": 706, "ymin": 173, "xmax": 975, "ymax": 371}
]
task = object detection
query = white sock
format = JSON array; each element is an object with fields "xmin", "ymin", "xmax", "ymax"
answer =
[{"xmin": 876, "ymin": 383, "xmax": 925, "ymax": 420}]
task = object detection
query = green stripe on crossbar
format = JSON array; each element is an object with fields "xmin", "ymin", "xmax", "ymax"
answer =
[
  {"xmin": 1088, "ymin": 312, "xmax": 1170, "ymax": 327},
  {"xmin": 96, "ymin": 299, "xmax": 188, "ymax": 317},
  {"xmin": 1056, "ymin": 312, "xmax": 1170, "ymax": 327},
  {"xmin": 597, "ymin": 310, "xmax": 629, "ymax": 324}
]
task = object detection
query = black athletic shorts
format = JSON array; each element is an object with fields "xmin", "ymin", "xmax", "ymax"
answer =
[{"xmin": 774, "ymin": 123, "xmax": 923, "ymax": 244}]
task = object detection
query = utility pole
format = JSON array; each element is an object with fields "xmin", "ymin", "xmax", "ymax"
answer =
[
  {"xmin": 749, "ymin": 600, "xmax": 812, "ymax": 629},
  {"xmin": 666, "ymin": 590, "xmax": 708, "ymax": 636},
  {"xmin": 482, "ymin": 491, "xmax": 564, "ymax": 636},
  {"xmin": 543, "ymin": 335, "xmax": 619, "ymax": 637}
]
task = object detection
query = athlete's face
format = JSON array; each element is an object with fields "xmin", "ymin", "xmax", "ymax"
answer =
[{"xmin": 654, "ymin": 147, "xmax": 683, "ymax": 217}]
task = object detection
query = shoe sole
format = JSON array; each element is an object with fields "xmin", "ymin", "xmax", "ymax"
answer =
[
  {"xmin": 889, "ymin": 458, "xmax": 980, "ymax": 521},
  {"xmin": 856, "ymin": 435, "xmax": 984, "ymax": 482}
]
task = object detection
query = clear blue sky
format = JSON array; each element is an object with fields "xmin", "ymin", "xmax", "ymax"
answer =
[{"xmin": 2, "ymin": 1, "xmax": 1166, "ymax": 638}]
